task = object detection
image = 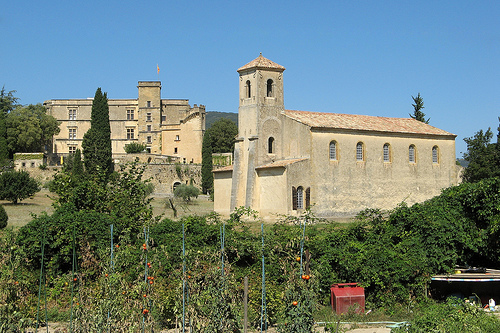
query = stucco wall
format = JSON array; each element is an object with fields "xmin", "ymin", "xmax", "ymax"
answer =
[
  {"xmin": 213, "ymin": 170, "xmax": 233, "ymax": 215},
  {"xmin": 310, "ymin": 130, "xmax": 457, "ymax": 217}
]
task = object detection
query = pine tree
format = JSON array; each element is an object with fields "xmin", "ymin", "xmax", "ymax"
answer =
[
  {"xmin": 409, "ymin": 93, "xmax": 430, "ymax": 124},
  {"xmin": 82, "ymin": 88, "xmax": 113, "ymax": 176}
]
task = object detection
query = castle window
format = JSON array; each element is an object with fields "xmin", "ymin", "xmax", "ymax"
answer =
[
  {"xmin": 329, "ymin": 141, "xmax": 337, "ymax": 160},
  {"xmin": 409, "ymin": 145, "xmax": 416, "ymax": 163},
  {"xmin": 432, "ymin": 146, "xmax": 439, "ymax": 164},
  {"xmin": 267, "ymin": 79, "xmax": 273, "ymax": 97},
  {"xmin": 356, "ymin": 142, "xmax": 364, "ymax": 161},
  {"xmin": 147, "ymin": 136, "xmax": 152, "ymax": 144},
  {"xmin": 175, "ymin": 135, "xmax": 180, "ymax": 141},
  {"xmin": 383, "ymin": 143, "xmax": 391, "ymax": 162},
  {"xmin": 127, "ymin": 109, "xmax": 134, "ymax": 120},
  {"xmin": 68, "ymin": 109, "xmax": 77, "ymax": 120},
  {"xmin": 69, "ymin": 128, "xmax": 77, "ymax": 140},
  {"xmin": 147, "ymin": 125, "xmax": 152, "ymax": 132},
  {"xmin": 174, "ymin": 147, "xmax": 178, "ymax": 154},
  {"xmin": 147, "ymin": 101, "xmax": 151, "ymax": 108},
  {"xmin": 127, "ymin": 128, "xmax": 134, "ymax": 140},
  {"xmin": 146, "ymin": 113, "xmax": 152, "ymax": 121},
  {"xmin": 68, "ymin": 146, "xmax": 77, "ymax": 154},
  {"xmin": 268, "ymin": 137, "xmax": 274, "ymax": 154},
  {"xmin": 246, "ymin": 80, "xmax": 251, "ymax": 98}
]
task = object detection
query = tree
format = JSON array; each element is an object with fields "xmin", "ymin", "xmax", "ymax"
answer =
[
  {"xmin": 124, "ymin": 142, "xmax": 146, "ymax": 153},
  {"xmin": 5, "ymin": 104, "xmax": 60, "ymax": 154},
  {"xmin": 0, "ymin": 170, "xmax": 40, "ymax": 204},
  {"xmin": 82, "ymin": 88, "xmax": 113, "ymax": 176},
  {"xmin": 409, "ymin": 93, "xmax": 430, "ymax": 124},
  {"xmin": 0, "ymin": 204, "xmax": 7, "ymax": 229},
  {"xmin": 462, "ymin": 125, "xmax": 500, "ymax": 183},
  {"xmin": 174, "ymin": 184, "xmax": 200, "ymax": 203},
  {"xmin": 201, "ymin": 131, "xmax": 213, "ymax": 194},
  {"xmin": 0, "ymin": 86, "xmax": 19, "ymax": 115},
  {"xmin": 0, "ymin": 87, "xmax": 19, "ymax": 163},
  {"xmin": 201, "ymin": 118, "xmax": 237, "ymax": 194}
]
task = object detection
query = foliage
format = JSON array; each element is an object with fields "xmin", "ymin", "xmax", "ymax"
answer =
[
  {"xmin": 13, "ymin": 153, "xmax": 43, "ymax": 160},
  {"xmin": 201, "ymin": 128, "xmax": 213, "ymax": 194},
  {"xmin": 0, "ymin": 86, "xmax": 19, "ymax": 115},
  {"xmin": 82, "ymin": 87, "xmax": 113, "ymax": 176},
  {"xmin": 124, "ymin": 142, "xmax": 146, "ymax": 154},
  {"xmin": 0, "ymin": 205, "xmax": 7, "ymax": 229},
  {"xmin": 49, "ymin": 162, "xmax": 155, "ymax": 236},
  {"xmin": 392, "ymin": 298, "xmax": 500, "ymax": 332},
  {"xmin": 0, "ymin": 170, "xmax": 40, "ymax": 204},
  {"xmin": 5, "ymin": 104, "xmax": 60, "ymax": 155},
  {"xmin": 462, "ymin": 124, "xmax": 500, "ymax": 183},
  {"xmin": 201, "ymin": 118, "xmax": 237, "ymax": 194},
  {"xmin": 4, "ymin": 174, "xmax": 500, "ymax": 329},
  {"xmin": 409, "ymin": 92, "xmax": 429, "ymax": 124},
  {"xmin": 205, "ymin": 111, "xmax": 238, "ymax": 129},
  {"xmin": 174, "ymin": 184, "xmax": 200, "ymax": 203}
]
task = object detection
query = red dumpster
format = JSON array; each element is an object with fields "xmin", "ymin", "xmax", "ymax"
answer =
[{"xmin": 330, "ymin": 283, "xmax": 365, "ymax": 314}]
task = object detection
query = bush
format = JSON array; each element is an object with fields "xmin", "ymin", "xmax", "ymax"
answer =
[
  {"xmin": 174, "ymin": 184, "xmax": 200, "ymax": 203},
  {"xmin": 124, "ymin": 142, "xmax": 146, "ymax": 154},
  {"xmin": 0, "ymin": 205, "xmax": 7, "ymax": 228},
  {"xmin": 0, "ymin": 170, "xmax": 40, "ymax": 204}
]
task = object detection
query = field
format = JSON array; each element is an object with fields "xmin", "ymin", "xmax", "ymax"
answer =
[{"xmin": 1, "ymin": 189, "xmax": 215, "ymax": 228}]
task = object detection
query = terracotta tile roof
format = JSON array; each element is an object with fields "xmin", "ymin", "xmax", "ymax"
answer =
[
  {"xmin": 212, "ymin": 165, "xmax": 233, "ymax": 173},
  {"xmin": 238, "ymin": 53, "xmax": 285, "ymax": 72},
  {"xmin": 256, "ymin": 158, "xmax": 309, "ymax": 170},
  {"xmin": 283, "ymin": 110, "xmax": 456, "ymax": 137}
]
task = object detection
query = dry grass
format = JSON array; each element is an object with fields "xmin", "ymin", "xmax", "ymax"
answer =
[
  {"xmin": 1, "ymin": 188, "xmax": 55, "ymax": 228},
  {"xmin": 0, "ymin": 189, "xmax": 216, "ymax": 228}
]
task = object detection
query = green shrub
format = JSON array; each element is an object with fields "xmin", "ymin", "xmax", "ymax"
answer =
[
  {"xmin": 0, "ymin": 205, "xmax": 7, "ymax": 229},
  {"xmin": 173, "ymin": 184, "xmax": 200, "ymax": 203},
  {"xmin": 124, "ymin": 142, "xmax": 146, "ymax": 154}
]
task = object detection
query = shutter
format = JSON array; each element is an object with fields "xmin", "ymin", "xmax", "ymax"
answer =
[
  {"xmin": 305, "ymin": 187, "xmax": 310, "ymax": 209},
  {"xmin": 292, "ymin": 186, "xmax": 297, "ymax": 210}
]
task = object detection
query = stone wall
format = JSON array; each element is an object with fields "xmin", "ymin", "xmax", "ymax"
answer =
[{"xmin": 19, "ymin": 159, "xmax": 202, "ymax": 195}]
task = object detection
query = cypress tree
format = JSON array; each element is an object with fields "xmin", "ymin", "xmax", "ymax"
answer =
[
  {"xmin": 201, "ymin": 129, "xmax": 213, "ymax": 194},
  {"xmin": 82, "ymin": 88, "xmax": 113, "ymax": 176},
  {"xmin": 72, "ymin": 148, "xmax": 84, "ymax": 178}
]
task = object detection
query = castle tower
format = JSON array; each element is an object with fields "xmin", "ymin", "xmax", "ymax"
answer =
[
  {"xmin": 137, "ymin": 81, "xmax": 162, "ymax": 153},
  {"xmin": 230, "ymin": 54, "xmax": 286, "ymax": 210}
]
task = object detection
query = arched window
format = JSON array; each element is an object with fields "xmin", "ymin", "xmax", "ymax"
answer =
[
  {"xmin": 329, "ymin": 141, "xmax": 337, "ymax": 160},
  {"xmin": 383, "ymin": 143, "xmax": 391, "ymax": 162},
  {"xmin": 246, "ymin": 80, "xmax": 251, "ymax": 98},
  {"xmin": 409, "ymin": 145, "xmax": 416, "ymax": 163},
  {"xmin": 356, "ymin": 142, "xmax": 364, "ymax": 161},
  {"xmin": 296, "ymin": 186, "xmax": 304, "ymax": 209},
  {"xmin": 267, "ymin": 79, "xmax": 273, "ymax": 97},
  {"xmin": 432, "ymin": 146, "xmax": 439, "ymax": 164},
  {"xmin": 268, "ymin": 137, "xmax": 274, "ymax": 154}
]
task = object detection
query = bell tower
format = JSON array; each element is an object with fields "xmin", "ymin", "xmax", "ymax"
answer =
[{"xmin": 231, "ymin": 54, "xmax": 286, "ymax": 210}]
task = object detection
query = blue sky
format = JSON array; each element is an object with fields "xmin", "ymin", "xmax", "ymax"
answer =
[{"xmin": 1, "ymin": 0, "xmax": 498, "ymax": 156}]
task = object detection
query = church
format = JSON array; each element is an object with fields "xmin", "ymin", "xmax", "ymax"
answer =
[{"xmin": 213, "ymin": 54, "xmax": 459, "ymax": 219}]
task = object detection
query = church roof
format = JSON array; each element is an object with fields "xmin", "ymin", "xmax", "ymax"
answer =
[
  {"xmin": 237, "ymin": 53, "xmax": 285, "ymax": 72},
  {"xmin": 283, "ymin": 110, "xmax": 456, "ymax": 137}
]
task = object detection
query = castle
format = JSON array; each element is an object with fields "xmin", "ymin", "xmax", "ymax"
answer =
[
  {"xmin": 213, "ymin": 54, "xmax": 459, "ymax": 219},
  {"xmin": 44, "ymin": 81, "xmax": 205, "ymax": 164}
]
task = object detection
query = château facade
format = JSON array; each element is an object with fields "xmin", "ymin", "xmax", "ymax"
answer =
[
  {"xmin": 213, "ymin": 54, "xmax": 459, "ymax": 219},
  {"xmin": 44, "ymin": 81, "xmax": 205, "ymax": 164}
]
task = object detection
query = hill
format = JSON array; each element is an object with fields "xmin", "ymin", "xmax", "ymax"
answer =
[{"xmin": 206, "ymin": 111, "xmax": 238, "ymax": 129}]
